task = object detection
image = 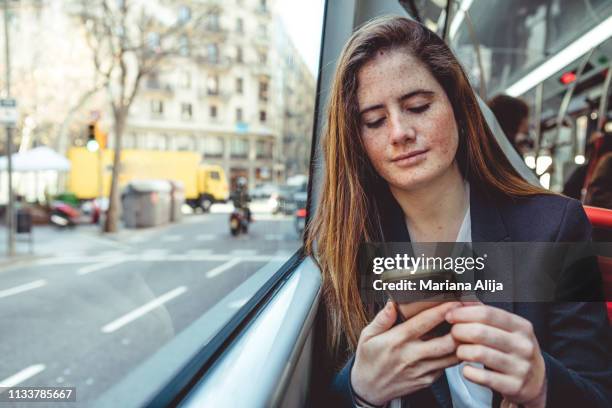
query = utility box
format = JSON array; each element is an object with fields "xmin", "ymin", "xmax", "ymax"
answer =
[{"xmin": 121, "ymin": 180, "xmax": 171, "ymax": 228}]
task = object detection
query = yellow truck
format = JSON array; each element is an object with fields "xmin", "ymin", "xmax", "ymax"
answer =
[{"xmin": 67, "ymin": 148, "xmax": 229, "ymax": 212}]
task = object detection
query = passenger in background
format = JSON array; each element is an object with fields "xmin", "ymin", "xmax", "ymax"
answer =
[
  {"xmin": 488, "ymin": 94, "xmax": 534, "ymax": 156},
  {"xmin": 585, "ymin": 132, "xmax": 612, "ymax": 209}
]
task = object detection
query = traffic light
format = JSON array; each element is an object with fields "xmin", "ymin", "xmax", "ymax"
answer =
[
  {"xmin": 86, "ymin": 122, "xmax": 107, "ymax": 152},
  {"xmin": 86, "ymin": 123, "xmax": 99, "ymax": 152}
]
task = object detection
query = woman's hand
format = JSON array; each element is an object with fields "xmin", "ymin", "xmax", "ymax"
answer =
[
  {"xmin": 350, "ymin": 301, "xmax": 461, "ymax": 406},
  {"xmin": 446, "ymin": 304, "xmax": 547, "ymax": 408}
]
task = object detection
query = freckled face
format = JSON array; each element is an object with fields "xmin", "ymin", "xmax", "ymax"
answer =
[{"xmin": 357, "ymin": 48, "xmax": 459, "ymax": 192}]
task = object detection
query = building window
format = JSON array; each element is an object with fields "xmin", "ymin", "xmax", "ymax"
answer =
[
  {"xmin": 259, "ymin": 110, "xmax": 267, "ymax": 123},
  {"xmin": 178, "ymin": 5, "xmax": 191, "ymax": 23},
  {"xmin": 236, "ymin": 108, "xmax": 243, "ymax": 122},
  {"xmin": 207, "ymin": 43, "xmax": 219, "ymax": 63},
  {"xmin": 236, "ymin": 18, "xmax": 243, "ymax": 33},
  {"xmin": 147, "ymin": 32, "xmax": 160, "ymax": 52},
  {"xmin": 235, "ymin": 46, "xmax": 243, "ymax": 63},
  {"xmin": 258, "ymin": 51, "xmax": 267, "ymax": 65},
  {"xmin": 207, "ymin": 75, "xmax": 219, "ymax": 95},
  {"xmin": 258, "ymin": 81, "xmax": 268, "ymax": 101},
  {"xmin": 256, "ymin": 139, "xmax": 272, "ymax": 159},
  {"xmin": 179, "ymin": 35, "xmax": 190, "ymax": 56},
  {"xmin": 236, "ymin": 77, "xmax": 243, "ymax": 94},
  {"xmin": 207, "ymin": 13, "xmax": 220, "ymax": 31},
  {"xmin": 230, "ymin": 138, "xmax": 248, "ymax": 158},
  {"xmin": 210, "ymin": 105, "xmax": 218, "ymax": 118},
  {"xmin": 204, "ymin": 136, "xmax": 224, "ymax": 158},
  {"xmin": 257, "ymin": 23, "xmax": 267, "ymax": 38},
  {"xmin": 151, "ymin": 100, "xmax": 164, "ymax": 117},
  {"xmin": 179, "ymin": 70, "xmax": 191, "ymax": 89},
  {"xmin": 181, "ymin": 103, "xmax": 193, "ymax": 120}
]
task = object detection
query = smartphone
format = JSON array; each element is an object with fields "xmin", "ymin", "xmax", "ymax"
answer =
[{"xmin": 381, "ymin": 268, "xmax": 459, "ymax": 338}]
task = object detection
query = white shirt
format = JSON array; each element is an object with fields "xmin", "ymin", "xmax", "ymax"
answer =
[
  {"xmin": 444, "ymin": 194, "xmax": 492, "ymax": 408},
  {"xmin": 390, "ymin": 182, "xmax": 492, "ymax": 408}
]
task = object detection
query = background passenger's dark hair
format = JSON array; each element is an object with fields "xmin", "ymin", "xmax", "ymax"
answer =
[{"xmin": 488, "ymin": 94, "xmax": 529, "ymax": 143}]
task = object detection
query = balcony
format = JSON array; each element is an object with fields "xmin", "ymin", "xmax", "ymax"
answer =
[
  {"xmin": 143, "ymin": 81, "xmax": 174, "ymax": 97},
  {"xmin": 195, "ymin": 55, "xmax": 232, "ymax": 71},
  {"xmin": 197, "ymin": 88, "xmax": 231, "ymax": 101}
]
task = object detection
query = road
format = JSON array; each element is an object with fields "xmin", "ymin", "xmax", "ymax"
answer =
[{"xmin": 0, "ymin": 203, "xmax": 301, "ymax": 407}]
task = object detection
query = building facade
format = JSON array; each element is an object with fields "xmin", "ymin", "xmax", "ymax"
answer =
[{"xmin": 122, "ymin": 0, "xmax": 316, "ymax": 189}]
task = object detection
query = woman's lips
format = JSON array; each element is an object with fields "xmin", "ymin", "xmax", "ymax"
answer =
[{"xmin": 391, "ymin": 149, "xmax": 428, "ymax": 166}]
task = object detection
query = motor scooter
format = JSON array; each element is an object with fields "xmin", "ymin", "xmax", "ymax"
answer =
[
  {"xmin": 50, "ymin": 200, "xmax": 100, "ymax": 228},
  {"xmin": 229, "ymin": 207, "xmax": 251, "ymax": 236}
]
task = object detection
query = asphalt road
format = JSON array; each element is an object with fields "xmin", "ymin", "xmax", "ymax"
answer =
[{"xmin": 0, "ymin": 205, "xmax": 301, "ymax": 407}]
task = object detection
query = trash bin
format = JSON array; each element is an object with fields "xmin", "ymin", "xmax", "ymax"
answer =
[
  {"xmin": 16, "ymin": 208, "xmax": 33, "ymax": 234},
  {"xmin": 121, "ymin": 180, "xmax": 172, "ymax": 228},
  {"xmin": 169, "ymin": 180, "xmax": 185, "ymax": 223}
]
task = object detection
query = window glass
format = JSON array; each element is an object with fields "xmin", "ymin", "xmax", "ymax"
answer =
[{"xmin": 0, "ymin": 0, "xmax": 324, "ymax": 404}]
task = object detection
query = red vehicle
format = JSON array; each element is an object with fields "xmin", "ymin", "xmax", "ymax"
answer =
[{"xmin": 50, "ymin": 200, "xmax": 100, "ymax": 228}]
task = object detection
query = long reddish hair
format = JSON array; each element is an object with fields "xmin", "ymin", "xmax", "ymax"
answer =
[{"xmin": 304, "ymin": 16, "xmax": 548, "ymax": 356}]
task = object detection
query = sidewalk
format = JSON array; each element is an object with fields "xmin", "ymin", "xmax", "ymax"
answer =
[{"xmin": 0, "ymin": 222, "xmax": 162, "ymax": 270}]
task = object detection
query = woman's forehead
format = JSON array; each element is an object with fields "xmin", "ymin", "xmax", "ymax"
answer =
[{"xmin": 356, "ymin": 49, "xmax": 439, "ymax": 106}]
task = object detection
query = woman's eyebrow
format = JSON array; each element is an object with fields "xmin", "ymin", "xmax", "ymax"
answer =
[{"xmin": 359, "ymin": 89, "xmax": 435, "ymax": 116}]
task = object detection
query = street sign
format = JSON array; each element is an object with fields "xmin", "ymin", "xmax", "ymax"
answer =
[{"xmin": 0, "ymin": 98, "xmax": 18, "ymax": 126}]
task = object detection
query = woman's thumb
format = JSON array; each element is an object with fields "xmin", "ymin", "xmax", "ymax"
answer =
[{"xmin": 362, "ymin": 301, "xmax": 396, "ymax": 341}]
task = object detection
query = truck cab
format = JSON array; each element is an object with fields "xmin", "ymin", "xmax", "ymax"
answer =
[{"xmin": 196, "ymin": 165, "xmax": 229, "ymax": 212}]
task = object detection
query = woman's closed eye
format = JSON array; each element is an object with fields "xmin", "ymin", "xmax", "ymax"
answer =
[
  {"xmin": 408, "ymin": 104, "xmax": 430, "ymax": 114},
  {"xmin": 363, "ymin": 104, "xmax": 431, "ymax": 129}
]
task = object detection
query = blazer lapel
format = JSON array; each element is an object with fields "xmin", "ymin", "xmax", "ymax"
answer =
[{"xmin": 470, "ymin": 186, "xmax": 516, "ymax": 408}]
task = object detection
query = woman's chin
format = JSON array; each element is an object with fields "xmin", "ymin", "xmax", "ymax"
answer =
[{"xmin": 388, "ymin": 172, "xmax": 440, "ymax": 192}]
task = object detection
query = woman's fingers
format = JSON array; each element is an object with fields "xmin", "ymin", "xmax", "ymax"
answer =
[
  {"xmin": 392, "ymin": 301, "xmax": 462, "ymax": 340},
  {"xmin": 462, "ymin": 365, "xmax": 523, "ymax": 398},
  {"xmin": 412, "ymin": 333, "xmax": 458, "ymax": 359},
  {"xmin": 450, "ymin": 322, "xmax": 530, "ymax": 355},
  {"xmin": 446, "ymin": 305, "xmax": 533, "ymax": 335},
  {"xmin": 456, "ymin": 344, "xmax": 527, "ymax": 375},
  {"xmin": 360, "ymin": 301, "xmax": 397, "ymax": 342},
  {"xmin": 416, "ymin": 354, "xmax": 461, "ymax": 376}
]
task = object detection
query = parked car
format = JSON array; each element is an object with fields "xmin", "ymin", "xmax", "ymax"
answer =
[
  {"xmin": 294, "ymin": 191, "xmax": 308, "ymax": 235},
  {"xmin": 250, "ymin": 183, "xmax": 278, "ymax": 200},
  {"xmin": 271, "ymin": 184, "xmax": 303, "ymax": 215}
]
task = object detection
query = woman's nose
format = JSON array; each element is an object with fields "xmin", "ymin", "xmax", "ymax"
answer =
[{"xmin": 389, "ymin": 114, "xmax": 416, "ymax": 144}]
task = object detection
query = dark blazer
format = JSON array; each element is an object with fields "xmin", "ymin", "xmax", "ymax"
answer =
[{"xmin": 318, "ymin": 185, "xmax": 612, "ymax": 407}]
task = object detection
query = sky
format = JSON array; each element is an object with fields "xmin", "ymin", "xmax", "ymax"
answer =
[{"xmin": 277, "ymin": 0, "xmax": 326, "ymax": 76}]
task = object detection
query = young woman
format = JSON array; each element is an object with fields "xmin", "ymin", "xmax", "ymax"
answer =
[{"xmin": 305, "ymin": 16, "xmax": 611, "ymax": 408}]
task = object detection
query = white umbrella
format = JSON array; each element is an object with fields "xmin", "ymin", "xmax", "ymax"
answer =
[{"xmin": 0, "ymin": 146, "xmax": 71, "ymax": 172}]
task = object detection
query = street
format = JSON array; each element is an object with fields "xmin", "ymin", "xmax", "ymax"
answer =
[{"xmin": 0, "ymin": 203, "xmax": 301, "ymax": 406}]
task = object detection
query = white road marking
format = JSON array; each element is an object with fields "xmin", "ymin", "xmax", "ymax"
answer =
[
  {"xmin": 0, "ymin": 280, "xmax": 47, "ymax": 299},
  {"xmin": 101, "ymin": 286, "xmax": 187, "ymax": 333},
  {"xmin": 97, "ymin": 250, "xmax": 127, "ymax": 258},
  {"xmin": 0, "ymin": 364, "xmax": 46, "ymax": 388},
  {"xmin": 161, "ymin": 235, "xmax": 182, "ymax": 242},
  {"xmin": 185, "ymin": 249, "xmax": 213, "ymax": 256},
  {"xmin": 195, "ymin": 234, "xmax": 215, "ymax": 241},
  {"xmin": 37, "ymin": 254, "xmax": 286, "ymax": 265},
  {"xmin": 230, "ymin": 249, "xmax": 257, "ymax": 256},
  {"xmin": 140, "ymin": 249, "xmax": 169, "ymax": 260},
  {"xmin": 77, "ymin": 260, "xmax": 126, "ymax": 276},
  {"xmin": 206, "ymin": 259, "xmax": 242, "ymax": 278}
]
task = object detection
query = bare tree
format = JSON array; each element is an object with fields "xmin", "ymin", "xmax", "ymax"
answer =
[{"xmin": 76, "ymin": 0, "xmax": 211, "ymax": 232}]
